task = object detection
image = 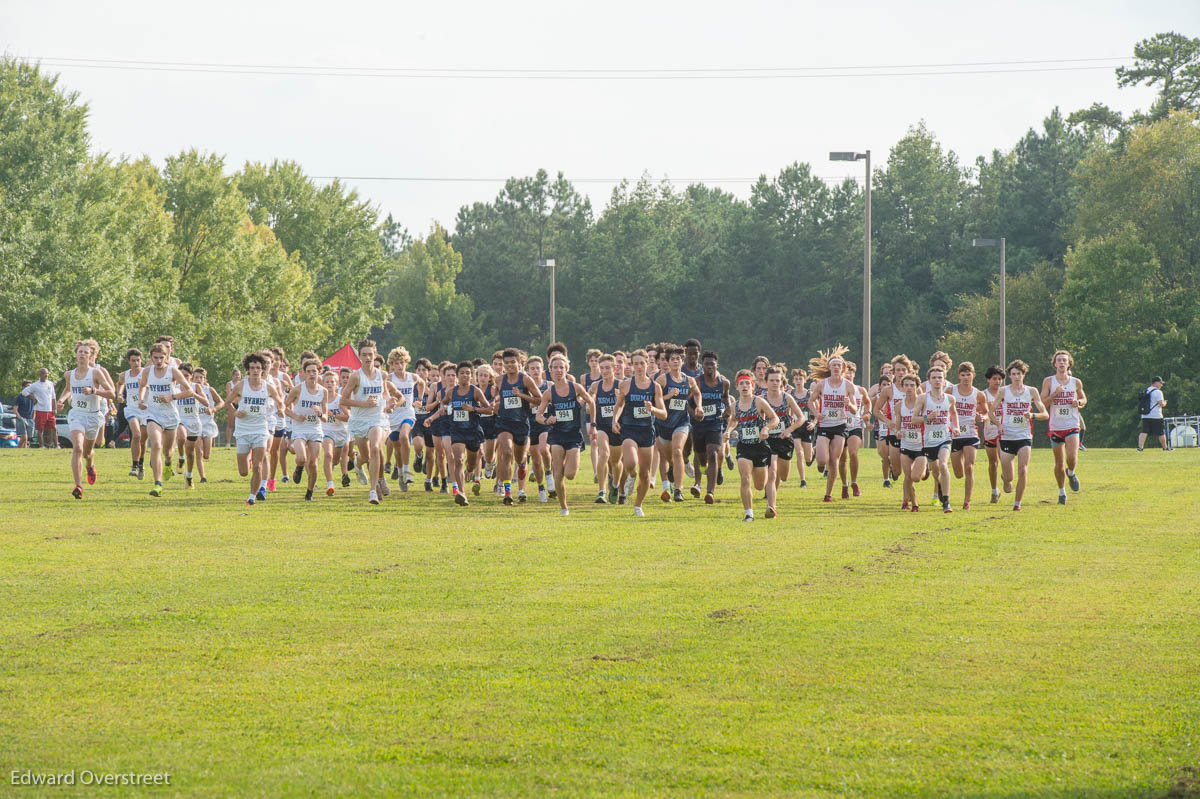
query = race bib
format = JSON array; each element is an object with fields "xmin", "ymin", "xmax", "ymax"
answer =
[
  {"xmin": 741, "ymin": 425, "xmax": 760, "ymax": 441},
  {"xmin": 904, "ymin": 429, "xmax": 921, "ymax": 443},
  {"xmin": 958, "ymin": 422, "xmax": 969, "ymax": 435},
  {"xmin": 74, "ymin": 399, "xmax": 89, "ymax": 410},
  {"xmin": 668, "ymin": 398, "xmax": 687, "ymax": 411},
  {"xmin": 702, "ymin": 403, "xmax": 717, "ymax": 418},
  {"xmin": 154, "ymin": 395, "xmax": 169, "ymax": 404},
  {"xmin": 633, "ymin": 406, "xmax": 650, "ymax": 419},
  {"xmin": 306, "ymin": 414, "xmax": 318, "ymax": 423},
  {"xmin": 1056, "ymin": 406, "xmax": 1073, "ymax": 417},
  {"xmin": 503, "ymin": 396, "xmax": 522, "ymax": 410},
  {"xmin": 825, "ymin": 408, "xmax": 842, "ymax": 420},
  {"xmin": 929, "ymin": 429, "xmax": 945, "ymax": 440},
  {"xmin": 555, "ymin": 408, "xmax": 574, "ymax": 423},
  {"xmin": 600, "ymin": 405, "xmax": 614, "ymax": 418},
  {"xmin": 453, "ymin": 409, "xmax": 469, "ymax": 422},
  {"xmin": 768, "ymin": 423, "xmax": 783, "ymax": 435},
  {"xmin": 247, "ymin": 404, "xmax": 261, "ymax": 415}
]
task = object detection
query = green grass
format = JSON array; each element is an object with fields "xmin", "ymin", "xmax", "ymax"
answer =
[{"xmin": 1, "ymin": 446, "xmax": 1197, "ymax": 798}]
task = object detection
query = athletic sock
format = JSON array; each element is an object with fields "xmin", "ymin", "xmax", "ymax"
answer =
[
  {"xmin": 1059, "ymin": 487, "xmax": 1067, "ymax": 497},
  {"xmin": 504, "ymin": 481, "xmax": 512, "ymax": 492},
  {"xmin": 186, "ymin": 471, "xmax": 192, "ymax": 479}
]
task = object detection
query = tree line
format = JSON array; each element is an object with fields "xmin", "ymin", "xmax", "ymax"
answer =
[{"xmin": 2, "ymin": 33, "xmax": 1198, "ymax": 446}]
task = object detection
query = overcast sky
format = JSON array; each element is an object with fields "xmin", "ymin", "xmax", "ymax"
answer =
[{"xmin": 4, "ymin": 1, "xmax": 1196, "ymax": 232}]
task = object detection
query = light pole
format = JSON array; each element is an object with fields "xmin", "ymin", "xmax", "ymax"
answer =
[
  {"xmin": 830, "ymin": 151, "xmax": 870, "ymax": 390},
  {"xmin": 972, "ymin": 238, "xmax": 1006, "ymax": 367},
  {"xmin": 537, "ymin": 259, "xmax": 557, "ymax": 344}
]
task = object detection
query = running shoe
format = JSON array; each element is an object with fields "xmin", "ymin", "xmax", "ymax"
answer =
[
  {"xmin": 660, "ymin": 488, "xmax": 671, "ymax": 503},
  {"xmin": 439, "ymin": 483, "xmax": 447, "ymax": 494},
  {"xmin": 391, "ymin": 466, "xmax": 400, "ymax": 481},
  {"xmin": 1013, "ymin": 503, "xmax": 1022, "ymax": 511},
  {"xmin": 136, "ymin": 463, "xmax": 144, "ymax": 480},
  {"xmin": 472, "ymin": 480, "xmax": 480, "ymax": 496},
  {"xmin": 246, "ymin": 497, "xmax": 255, "ymax": 506},
  {"xmin": 432, "ymin": 476, "xmax": 440, "ymax": 488},
  {"xmin": 560, "ymin": 508, "xmax": 569, "ymax": 516},
  {"xmin": 817, "ymin": 464, "xmax": 825, "ymax": 476},
  {"xmin": 883, "ymin": 478, "xmax": 891, "ymax": 488},
  {"xmin": 399, "ymin": 476, "xmax": 409, "ymax": 493},
  {"xmin": 911, "ymin": 504, "xmax": 920, "ymax": 513},
  {"xmin": 326, "ymin": 486, "xmax": 335, "ymax": 496},
  {"xmin": 518, "ymin": 490, "xmax": 527, "ymax": 503},
  {"xmin": 164, "ymin": 464, "xmax": 174, "ymax": 482},
  {"xmin": 617, "ymin": 494, "xmax": 626, "ymax": 505},
  {"xmin": 666, "ymin": 465, "xmax": 675, "ymax": 484},
  {"xmin": 743, "ymin": 512, "xmax": 753, "ymax": 522},
  {"xmin": 724, "ymin": 454, "xmax": 735, "ymax": 470},
  {"xmin": 902, "ymin": 500, "xmax": 909, "ymax": 510},
  {"xmin": 484, "ymin": 462, "xmax": 495, "ymax": 479},
  {"xmin": 72, "ymin": 485, "xmax": 83, "ymax": 500},
  {"xmin": 257, "ymin": 487, "xmax": 267, "ymax": 501},
  {"xmin": 355, "ymin": 466, "xmax": 367, "ymax": 485},
  {"xmin": 538, "ymin": 486, "xmax": 548, "ymax": 503},
  {"xmin": 1058, "ymin": 495, "xmax": 1066, "ymax": 505},
  {"xmin": 185, "ymin": 476, "xmax": 193, "ymax": 489},
  {"xmin": 149, "ymin": 484, "xmax": 163, "ymax": 497},
  {"xmin": 717, "ymin": 469, "xmax": 725, "ymax": 486},
  {"xmin": 454, "ymin": 492, "xmax": 468, "ymax": 507},
  {"xmin": 943, "ymin": 501, "xmax": 953, "ymax": 514},
  {"xmin": 841, "ymin": 485, "xmax": 849, "ymax": 499},
  {"xmin": 595, "ymin": 494, "xmax": 607, "ymax": 504},
  {"xmin": 413, "ymin": 454, "xmax": 424, "ymax": 473},
  {"xmin": 799, "ymin": 479, "xmax": 806, "ymax": 488},
  {"xmin": 86, "ymin": 465, "xmax": 97, "ymax": 485},
  {"xmin": 990, "ymin": 490, "xmax": 1000, "ymax": 504},
  {"xmin": 281, "ymin": 474, "xmax": 290, "ymax": 484},
  {"xmin": 765, "ymin": 506, "xmax": 777, "ymax": 519},
  {"xmin": 633, "ymin": 506, "xmax": 645, "ymax": 517},
  {"xmin": 690, "ymin": 484, "xmax": 701, "ymax": 498},
  {"xmin": 823, "ymin": 495, "xmax": 833, "ymax": 503},
  {"xmin": 424, "ymin": 480, "xmax": 432, "ymax": 492},
  {"xmin": 624, "ymin": 476, "xmax": 636, "ymax": 496},
  {"xmin": 305, "ymin": 489, "xmax": 313, "ymax": 501},
  {"xmin": 379, "ymin": 478, "xmax": 391, "ymax": 497},
  {"xmin": 128, "ymin": 465, "xmax": 137, "ymax": 477},
  {"xmin": 1068, "ymin": 472, "xmax": 1080, "ymax": 492},
  {"xmin": 503, "ymin": 491, "xmax": 514, "ymax": 505},
  {"xmin": 341, "ymin": 474, "xmax": 351, "ymax": 488},
  {"xmin": 200, "ymin": 477, "xmax": 207, "ymax": 483},
  {"xmin": 704, "ymin": 492, "xmax": 714, "ymax": 504},
  {"xmin": 293, "ymin": 465, "xmax": 303, "ymax": 484},
  {"xmin": 673, "ymin": 489, "xmax": 684, "ymax": 502},
  {"xmin": 685, "ymin": 463, "xmax": 695, "ymax": 479},
  {"xmin": 851, "ymin": 483, "xmax": 860, "ymax": 497},
  {"xmin": 177, "ymin": 457, "xmax": 184, "ymax": 470},
  {"xmin": 368, "ymin": 490, "xmax": 379, "ymax": 505},
  {"xmin": 267, "ymin": 478, "xmax": 277, "ymax": 492},
  {"xmin": 963, "ymin": 502, "xmax": 970, "ymax": 511}
]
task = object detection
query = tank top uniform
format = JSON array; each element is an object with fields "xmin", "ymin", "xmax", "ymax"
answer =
[
  {"xmin": 791, "ymin": 387, "xmax": 814, "ymax": 443},
  {"xmin": 922, "ymin": 392, "xmax": 953, "ymax": 457},
  {"xmin": 325, "ymin": 386, "xmax": 348, "ymax": 445},
  {"xmin": 447, "ymin": 385, "xmax": 483, "ymax": 448},
  {"xmin": 389, "ymin": 372, "xmax": 416, "ymax": 429},
  {"xmin": 528, "ymin": 379, "xmax": 552, "ymax": 441},
  {"xmin": 951, "ymin": 385, "xmax": 980, "ymax": 450},
  {"xmin": 199, "ymin": 386, "xmax": 219, "ymax": 438},
  {"xmin": 117, "ymin": 369, "xmax": 142, "ymax": 425},
  {"xmin": 620, "ymin": 377, "xmax": 657, "ymax": 449},
  {"xmin": 897, "ymin": 397, "xmax": 924, "ymax": 456},
  {"xmin": 693, "ymin": 376, "xmax": 729, "ymax": 449},
  {"xmin": 660, "ymin": 373, "xmax": 693, "ymax": 437},
  {"xmin": 844, "ymin": 384, "xmax": 865, "ymax": 439},
  {"xmin": 546, "ymin": 382, "xmax": 584, "ymax": 450},
  {"xmin": 144, "ymin": 364, "xmax": 180, "ymax": 430},
  {"xmin": 478, "ymin": 385, "xmax": 498, "ymax": 441},
  {"xmin": 348, "ymin": 368, "xmax": 387, "ymax": 438},
  {"xmin": 765, "ymin": 393, "xmax": 795, "ymax": 461},
  {"xmin": 592, "ymin": 380, "xmax": 621, "ymax": 446},
  {"xmin": 582, "ymin": 372, "xmax": 601, "ymax": 431},
  {"xmin": 817, "ymin": 377, "xmax": 851, "ymax": 438},
  {"xmin": 999, "ymin": 385, "xmax": 1035, "ymax": 453},
  {"xmin": 430, "ymin": 385, "xmax": 451, "ymax": 439},
  {"xmin": 234, "ymin": 378, "xmax": 270, "ymax": 450},
  {"xmin": 982, "ymin": 388, "xmax": 1001, "ymax": 446},
  {"xmin": 732, "ymin": 397, "xmax": 770, "ymax": 468},
  {"xmin": 413, "ymin": 384, "xmax": 434, "ymax": 440},
  {"xmin": 496, "ymin": 372, "xmax": 531, "ymax": 443},
  {"xmin": 178, "ymin": 382, "xmax": 203, "ymax": 437},
  {"xmin": 66, "ymin": 366, "xmax": 104, "ymax": 439},
  {"xmin": 291, "ymin": 383, "xmax": 326, "ymax": 441},
  {"xmin": 1046, "ymin": 375, "xmax": 1081, "ymax": 443}
]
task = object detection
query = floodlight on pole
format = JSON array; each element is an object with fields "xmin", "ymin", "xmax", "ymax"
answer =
[
  {"xmin": 829, "ymin": 150, "xmax": 871, "ymax": 405},
  {"xmin": 972, "ymin": 238, "xmax": 1007, "ymax": 367}
]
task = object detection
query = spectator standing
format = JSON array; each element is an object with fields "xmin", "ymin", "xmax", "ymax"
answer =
[
  {"xmin": 1138, "ymin": 376, "xmax": 1169, "ymax": 451},
  {"xmin": 20, "ymin": 368, "xmax": 59, "ymax": 448},
  {"xmin": 15, "ymin": 381, "xmax": 35, "ymax": 447}
]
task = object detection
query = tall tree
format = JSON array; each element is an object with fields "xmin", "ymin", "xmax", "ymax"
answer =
[{"xmin": 1117, "ymin": 32, "xmax": 1200, "ymax": 122}]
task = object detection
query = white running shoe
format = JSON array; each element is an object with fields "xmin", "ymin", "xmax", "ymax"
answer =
[
  {"xmin": 624, "ymin": 475, "xmax": 636, "ymax": 496},
  {"xmin": 546, "ymin": 474, "xmax": 556, "ymax": 494},
  {"xmin": 685, "ymin": 463, "xmax": 695, "ymax": 478},
  {"xmin": 633, "ymin": 506, "xmax": 645, "ymax": 517},
  {"xmin": 368, "ymin": 490, "xmax": 379, "ymax": 505},
  {"xmin": 538, "ymin": 486, "xmax": 548, "ymax": 503},
  {"xmin": 356, "ymin": 465, "xmax": 367, "ymax": 485},
  {"xmin": 560, "ymin": 508, "xmax": 569, "ymax": 516},
  {"xmin": 378, "ymin": 477, "xmax": 390, "ymax": 497}
]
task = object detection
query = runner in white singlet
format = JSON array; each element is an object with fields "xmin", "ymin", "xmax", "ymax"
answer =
[
  {"xmin": 1040, "ymin": 350, "xmax": 1087, "ymax": 505},
  {"xmin": 987, "ymin": 360, "xmax": 1049, "ymax": 511}
]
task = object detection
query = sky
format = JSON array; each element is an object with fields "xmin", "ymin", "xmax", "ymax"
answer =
[{"xmin": 3, "ymin": 0, "xmax": 1197, "ymax": 233}]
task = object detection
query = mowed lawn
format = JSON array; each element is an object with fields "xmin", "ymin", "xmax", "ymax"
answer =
[{"xmin": 1, "ymin": 446, "xmax": 1197, "ymax": 798}]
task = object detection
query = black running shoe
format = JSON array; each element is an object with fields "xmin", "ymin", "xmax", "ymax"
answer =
[
  {"xmin": 673, "ymin": 489, "xmax": 684, "ymax": 502},
  {"xmin": 1058, "ymin": 494, "xmax": 1067, "ymax": 505},
  {"xmin": 666, "ymin": 465, "xmax": 675, "ymax": 484},
  {"xmin": 341, "ymin": 473, "xmax": 351, "ymax": 488},
  {"xmin": 440, "ymin": 483, "xmax": 448, "ymax": 494},
  {"xmin": 432, "ymin": 476, "xmax": 440, "ymax": 488},
  {"xmin": 292, "ymin": 465, "xmax": 303, "ymax": 484},
  {"xmin": 717, "ymin": 469, "xmax": 724, "ymax": 486},
  {"xmin": 413, "ymin": 454, "xmax": 424, "ymax": 473},
  {"xmin": 424, "ymin": 480, "xmax": 432, "ymax": 492},
  {"xmin": 305, "ymin": 489, "xmax": 313, "ymax": 501},
  {"xmin": 1068, "ymin": 472, "xmax": 1080, "ymax": 492},
  {"xmin": 391, "ymin": 466, "xmax": 400, "ymax": 481},
  {"xmin": 724, "ymin": 454, "xmax": 735, "ymax": 470}
]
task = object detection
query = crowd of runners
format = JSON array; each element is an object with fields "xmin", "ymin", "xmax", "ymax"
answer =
[{"xmin": 53, "ymin": 335, "xmax": 1090, "ymax": 519}]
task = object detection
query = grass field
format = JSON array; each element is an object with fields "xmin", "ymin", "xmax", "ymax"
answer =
[{"xmin": 1, "ymin": 446, "xmax": 1197, "ymax": 798}]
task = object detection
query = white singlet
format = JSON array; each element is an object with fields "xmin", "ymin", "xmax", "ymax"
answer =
[
  {"xmin": 1000, "ymin": 385, "xmax": 1034, "ymax": 441},
  {"xmin": 819, "ymin": 377, "xmax": 850, "ymax": 428},
  {"xmin": 234, "ymin": 379, "xmax": 270, "ymax": 437},
  {"xmin": 291, "ymin": 382, "xmax": 326, "ymax": 439},
  {"xmin": 922, "ymin": 392, "xmax": 952, "ymax": 448},
  {"xmin": 951, "ymin": 385, "xmax": 980, "ymax": 440},
  {"xmin": 898, "ymin": 397, "xmax": 923, "ymax": 452},
  {"xmin": 349, "ymin": 368, "xmax": 387, "ymax": 431},
  {"xmin": 982, "ymin": 387, "xmax": 1001, "ymax": 442},
  {"xmin": 389, "ymin": 372, "xmax": 416, "ymax": 426},
  {"xmin": 1047, "ymin": 375, "xmax": 1080, "ymax": 432}
]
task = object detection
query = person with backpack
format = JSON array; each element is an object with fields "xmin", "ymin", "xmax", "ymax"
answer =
[{"xmin": 1138, "ymin": 377, "xmax": 1169, "ymax": 451}]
